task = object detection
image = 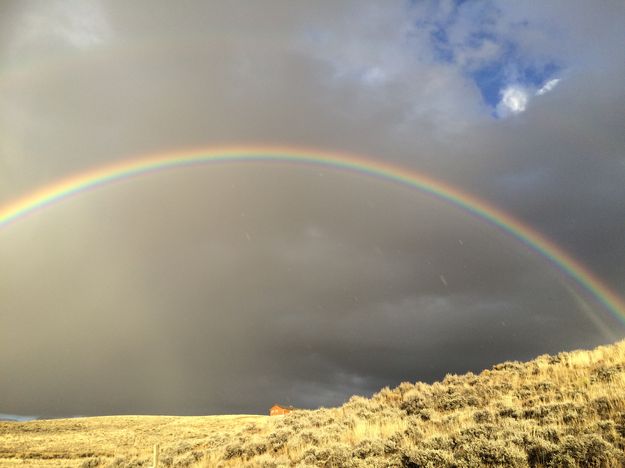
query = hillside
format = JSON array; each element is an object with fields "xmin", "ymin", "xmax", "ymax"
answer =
[{"xmin": 2, "ymin": 340, "xmax": 625, "ymax": 467}]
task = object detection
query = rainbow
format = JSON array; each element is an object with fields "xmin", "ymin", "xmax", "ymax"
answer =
[{"xmin": 1, "ymin": 145, "xmax": 624, "ymax": 325}]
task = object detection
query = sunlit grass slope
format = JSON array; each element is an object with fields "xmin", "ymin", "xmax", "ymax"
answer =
[
  {"xmin": 0, "ymin": 415, "xmax": 267, "ymax": 467},
  {"xmin": 2, "ymin": 340, "xmax": 625, "ymax": 467}
]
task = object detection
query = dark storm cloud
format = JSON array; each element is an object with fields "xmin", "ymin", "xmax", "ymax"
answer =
[{"xmin": 1, "ymin": 1, "xmax": 624, "ymax": 417}]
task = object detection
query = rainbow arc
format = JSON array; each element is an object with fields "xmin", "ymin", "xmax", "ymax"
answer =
[{"xmin": 1, "ymin": 145, "xmax": 624, "ymax": 325}]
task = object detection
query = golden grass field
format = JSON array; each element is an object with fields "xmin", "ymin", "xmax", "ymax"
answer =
[
  {"xmin": 0, "ymin": 414, "xmax": 268, "ymax": 467},
  {"xmin": 2, "ymin": 340, "xmax": 625, "ymax": 467}
]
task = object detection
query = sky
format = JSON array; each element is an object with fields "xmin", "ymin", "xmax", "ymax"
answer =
[{"xmin": 1, "ymin": 0, "xmax": 624, "ymax": 418}]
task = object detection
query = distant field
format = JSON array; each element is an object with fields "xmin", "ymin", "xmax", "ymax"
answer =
[{"xmin": 0, "ymin": 414, "xmax": 267, "ymax": 467}]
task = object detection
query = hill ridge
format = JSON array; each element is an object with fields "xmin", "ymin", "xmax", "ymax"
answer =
[
  {"xmin": 2, "ymin": 340, "xmax": 625, "ymax": 467},
  {"xmin": 217, "ymin": 339, "xmax": 625, "ymax": 466}
]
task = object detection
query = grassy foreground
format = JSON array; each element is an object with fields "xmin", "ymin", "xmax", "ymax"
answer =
[{"xmin": 2, "ymin": 340, "xmax": 625, "ymax": 467}]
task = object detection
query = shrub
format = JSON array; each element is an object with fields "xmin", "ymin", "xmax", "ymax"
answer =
[
  {"xmin": 223, "ymin": 442, "xmax": 244, "ymax": 460},
  {"xmin": 435, "ymin": 389, "xmax": 478, "ymax": 411},
  {"xmin": 351, "ymin": 439, "xmax": 385, "ymax": 459},
  {"xmin": 556, "ymin": 434, "xmax": 625, "ymax": 466},
  {"xmin": 301, "ymin": 443, "xmax": 352, "ymax": 467},
  {"xmin": 402, "ymin": 448, "xmax": 454, "ymax": 467},
  {"xmin": 473, "ymin": 409, "xmax": 493, "ymax": 423},
  {"xmin": 296, "ymin": 430, "xmax": 319, "ymax": 445},
  {"xmin": 524, "ymin": 436, "xmax": 559, "ymax": 466},
  {"xmin": 455, "ymin": 426, "xmax": 492, "ymax": 443},
  {"xmin": 535, "ymin": 381, "xmax": 554, "ymax": 392},
  {"xmin": 404, "ymin": 419, "xmax": 425, "ymax": 441},
  {"xmin": 266, "ymin": 429, "xmax": 292, "ymax": 452},
  {"xmin": 498, "ymin": 407, "xmax": 520, "ymax": 419},
  {"xmin": 423, "ymin": 435, "xmax": 453, "ymax": 451},
  {"xmin": 594, "ymin": 420, "xmax": 618, "ymax": 442},
  {"xmin": 456, "ymin": 439, "xmax": 527, "ymax": 467},
  {"xmin": 400, "ymin": 394, "xmax": 428, "ymax": 415},
  {"xmin": 375, "ymin": 386, "xmax": 402, "ymax": 406},
  {"xmin": 615, "ymin": 411, "xmax": 625, "ymax": 437},
  {"xmin": 107, "ymin": 458, "xmax": 146, "ymax": 468},
  {"xmin": 171, "ymin": 451, "xmax": 203, "ymax": 467},
  {"xmin": 592, "ymin": 396, "xmax": 614, "ymax": 419},
  {"xmin": 80, "ymin": 458, "xmax": 101, "ymax": 468},
  {"xmin": 592, "ymin": 364, "xmax": 624, "ymax": 383},
  {"xmin": 492, "ymin": 361, "xmax": 524, "ymax": 372}
]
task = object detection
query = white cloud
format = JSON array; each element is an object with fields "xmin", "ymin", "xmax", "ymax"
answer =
[
  {"xmin": 537, "ymin": 78, "xmax": 561, "ymax": 95},
  {"xmin": 497, "ymin": 78, "xmax": 561, "ymax": 117},
  {"xmin": 497, "ymin": 85, "xmax": 529, "ymax": 116}
]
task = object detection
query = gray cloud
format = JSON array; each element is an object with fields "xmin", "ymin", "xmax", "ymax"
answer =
[{"xmin": 1, "ymin": 1, "xmax": 624, "ymax": 417}]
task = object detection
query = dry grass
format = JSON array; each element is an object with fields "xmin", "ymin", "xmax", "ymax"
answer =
[
  {"xmin": 0, "ymin": 415, "xmax": 267, "ymax": 467},
  {"xmin": 2, "ymin": 340, "xmax": 625, "ymax": 467}
]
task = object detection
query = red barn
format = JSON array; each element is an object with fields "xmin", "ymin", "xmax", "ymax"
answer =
[{"xmin": 270, "ymin": 404, "xmax": 295, "ymax": 416}]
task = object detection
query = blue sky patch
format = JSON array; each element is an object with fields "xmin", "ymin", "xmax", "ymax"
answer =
[
  {"xmin": 415, "ymin": 2, "xmax": 562, "ymax": 114},
  {"xmin": 429, "ymin": 25, "xmax": 454, "ymax": 63},
  {"xmin": 468, "ymin": 42, "xmax": 561, "ymax": 110}
]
